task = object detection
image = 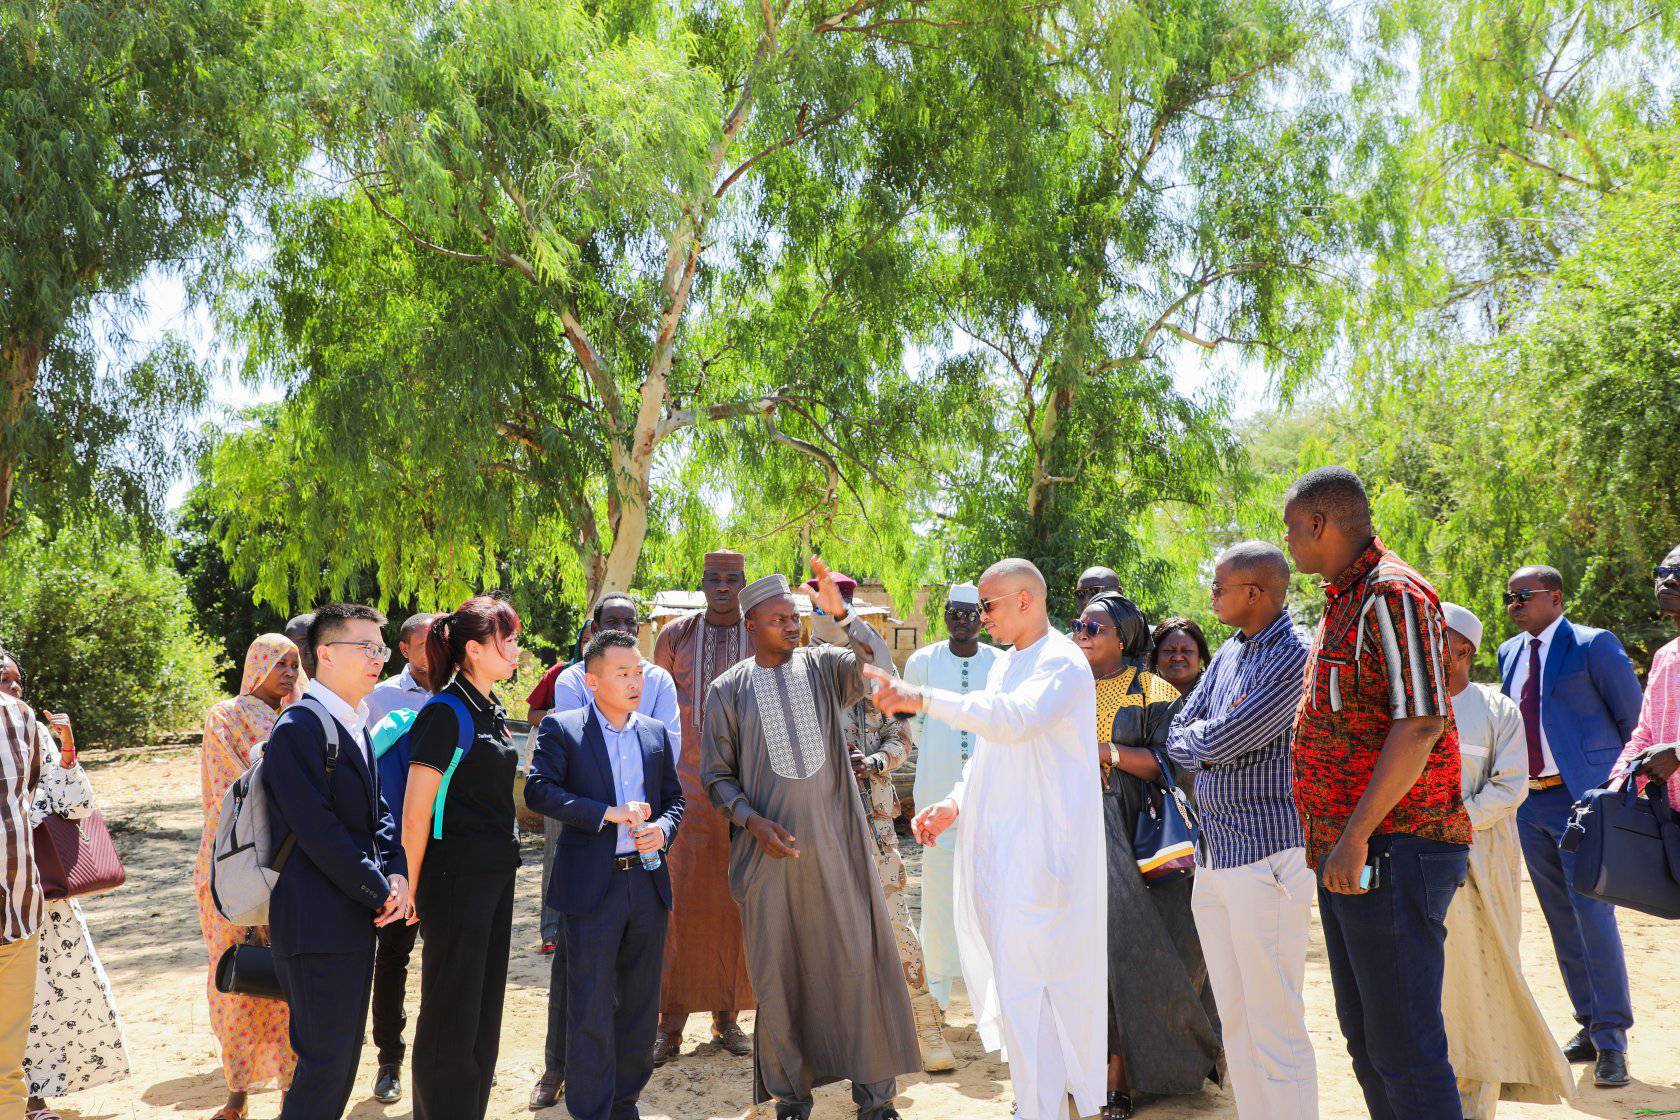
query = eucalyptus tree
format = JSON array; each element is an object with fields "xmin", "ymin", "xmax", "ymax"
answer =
[
  {"xmin": 923, "ymin": 0, "xmax": 1356, "ymax": 611},
  {"xmin": 0, "ymin": 0, "xmax": 306, "ymax": 533},
  {"xmin": 211, "ymin": 0, "xmax": 1047, "ymax": 609}
]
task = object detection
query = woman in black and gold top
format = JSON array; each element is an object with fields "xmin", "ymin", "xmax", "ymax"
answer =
[{"xmin": 1072, "ymin": 593, "xmax": 1222, "ymax": 1118}]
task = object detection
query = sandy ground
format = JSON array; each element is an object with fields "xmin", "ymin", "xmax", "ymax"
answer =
[{"xmin": 37, "ymin": 745, "xmax": 1680, "ymax": 1120}]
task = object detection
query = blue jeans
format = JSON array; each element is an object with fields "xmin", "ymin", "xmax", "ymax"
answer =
[
  {"xmin": 1318, "ymin": 833, "xmax": 1468, "ymax": 1120},
  {"xmin": 1518, "ymin": 783, "xmax": 1632, "ymax": 1052}
]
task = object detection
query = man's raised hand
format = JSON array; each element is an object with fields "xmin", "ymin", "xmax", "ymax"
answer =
[
  {"xmin": 800, "ymin": 555, "xmax": 849, "ymax": 618},
  {"xmin": 864, "ymin": 664, "xmax": 923, "ymax": 717}
]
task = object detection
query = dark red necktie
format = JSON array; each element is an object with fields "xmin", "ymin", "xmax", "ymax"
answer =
[{"xmin": 1519, "ymin": 637, "xmax": 1545, "ymax": 777}]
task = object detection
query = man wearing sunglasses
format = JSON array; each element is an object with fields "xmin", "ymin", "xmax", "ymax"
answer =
[
  {"xmin": 1609, "ymin": 547, "xmax": 1680, "ymax": 809},
  {"xmin": 1497, "ymin": 565, "xmax": 1643, "ymax": 1087},
  {"xmin": 870, "ymin": 558, "xmax": 1105, "ymax": 1120},
  {"xmin": 1073, "ymin": 567, "xmax": 1123, "ymax": 612},
  {"xmin": 901, "ymin": 584, "xmax": 998, "ymax": 1016}
]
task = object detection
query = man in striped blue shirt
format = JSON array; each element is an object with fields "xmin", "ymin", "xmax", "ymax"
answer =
[{"xmin": 1166, "ymin": 541, "xmax": 1316, "ymax": 1120}]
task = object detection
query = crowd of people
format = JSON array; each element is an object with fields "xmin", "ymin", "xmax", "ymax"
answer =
[{"xmin": 1, "ymin": 462, "xmax": 1678, "ymax": 1120}]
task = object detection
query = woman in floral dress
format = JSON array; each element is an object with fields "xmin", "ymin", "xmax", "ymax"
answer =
[{"xmin": 195, "ymin": 634, "xmax": 301, "ymax": 1120}]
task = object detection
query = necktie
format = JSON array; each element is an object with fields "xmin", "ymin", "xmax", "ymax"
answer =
[{"xmin": 1519, "ymin": 637, "xmax": 1545, "ymax": 777}]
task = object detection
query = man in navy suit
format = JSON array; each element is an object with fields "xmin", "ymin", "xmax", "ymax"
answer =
[
  {"xmin": 263, "ymin": 603, "xmax": 410, "ymax": 1120},
  {"xmin": 1498, "ymin": 565, "xmax": 1643, "ymax": 1088},
  {"xmin": 526, "ymin": 630, "xmax": 685, "ymax": 1120}
]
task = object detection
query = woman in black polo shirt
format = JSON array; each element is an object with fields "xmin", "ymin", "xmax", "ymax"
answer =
[{"xmin": 400, "ymin": 594, "xmax": 523, "ymax": 1120}]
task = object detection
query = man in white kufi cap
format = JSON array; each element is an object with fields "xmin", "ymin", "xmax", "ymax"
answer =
[
  {"xmin": 1438, "ymin": 601, "xmax": 1572, "ymax": 1118},
  {"xmin": 900, "ymin": 582, "xmax": 1000, "ymax": 1010}
]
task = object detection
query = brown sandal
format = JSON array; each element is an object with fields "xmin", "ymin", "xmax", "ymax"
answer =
[{"xmin": 208, "ymin": 1107, "xmax": 247, "ymax": 1120}]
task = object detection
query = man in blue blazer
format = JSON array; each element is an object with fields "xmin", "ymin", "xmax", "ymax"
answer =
[
  {"xmin": 1498, "ymin": 565, "xmax": 1643, "ymax": 1087},
  {"xmin": 526, "ymin": 630, "xmax": 685, "ymax": 1120},
  {"xmin": 263, "ymin": 603, "xmax": 410, "ymax": 1120}
]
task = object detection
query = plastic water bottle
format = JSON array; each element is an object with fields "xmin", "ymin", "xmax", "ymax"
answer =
[{"xmin": 636, "ymin": 824, "xmax": 662, "ymax": 871}]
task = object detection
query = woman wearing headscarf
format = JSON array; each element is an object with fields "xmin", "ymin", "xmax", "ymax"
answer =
[
  {"xmin": 194, "ymin": 634, "xmax": 301, "ymax": 1120},
  {"xmin": 0, "ymin": 651, "xmax": 131, "ymax": 1120},
  {"xmin": 1071, "ymin": 594, "xmax": 1221, "ymax": 1119}
]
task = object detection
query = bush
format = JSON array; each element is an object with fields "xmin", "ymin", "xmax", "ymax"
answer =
[{"xmin": 0, "ymin": 518, "xmax": 228, "ymax": 747}]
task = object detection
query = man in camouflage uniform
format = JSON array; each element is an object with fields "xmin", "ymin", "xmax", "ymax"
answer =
[{"xmin": 809, "ymin": 579, "xmax": 957, "ymax": 1075}]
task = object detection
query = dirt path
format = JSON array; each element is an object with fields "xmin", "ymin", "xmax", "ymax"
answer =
[{"xmin": 40, "ymin": 748, "xmax": 1680, "ymax": 1119}]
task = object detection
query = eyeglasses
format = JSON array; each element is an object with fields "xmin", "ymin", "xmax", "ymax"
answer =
[
  {"xmin": 1502, "ymin": 589, "xmax": 1549, "ymax": 606},
  {"xmin": 1068, "ymin": 619, "xmax": 1112, "ymax": 638},
  {"xmin": 1209, "ymin": 581, "xmax": 1261, "ymax": 599},
  {"xmin": 1655, "ymin": 565, "xmax": 1680, "ymax": 582},
  {"xmin": 325, "ymin": 640, "xmax": 392, "ymax": 661},
  {"xmin": 947, "ymin": 608, "xmax": 981, "ymax": 623}
]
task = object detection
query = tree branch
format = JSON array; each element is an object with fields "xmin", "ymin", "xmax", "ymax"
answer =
[{"xmin": 714, "ymin": 97, "xmax": 862, "ymax": 199}]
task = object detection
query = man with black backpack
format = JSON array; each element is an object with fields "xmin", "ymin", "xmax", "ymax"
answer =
[{"xmin": 262, "ymin": 603, "xmax": 409, "ymax": 1120}]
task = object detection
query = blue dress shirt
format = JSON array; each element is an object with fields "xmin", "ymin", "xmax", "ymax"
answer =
[
  {"xmin": 593, "ymin": 705, "xmax": 648, "ymax": 855},
  {"xmin": 554, "ymin": 658, "xmax": 682, "ymax": 764}
]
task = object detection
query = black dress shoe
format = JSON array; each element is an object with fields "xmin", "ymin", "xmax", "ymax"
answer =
[
  {"xmin": 372, "ymin": 1063, "xmax": 402, "ymax": 1104},
  {"xmin": 1563, "ymin": 1028, "xmax": 1597, "ymax": 1063},
  {"xmin": 1594, "ymin": 1050, "xmax": 1630, "ymax": 1087},
  {"xmin": 528, "ymin": 1070, "xmax": 563, "ymax": 1110}
]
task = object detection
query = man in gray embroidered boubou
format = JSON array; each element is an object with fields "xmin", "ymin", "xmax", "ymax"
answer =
[{"xmin": 699, "ymin": 561, "xmax": 920, "ymax": 1120}]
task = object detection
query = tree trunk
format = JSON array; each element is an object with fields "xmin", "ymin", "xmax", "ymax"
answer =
[{"xmin": 0, "ymin": 337, "xmax": 42, "ymax": 537}]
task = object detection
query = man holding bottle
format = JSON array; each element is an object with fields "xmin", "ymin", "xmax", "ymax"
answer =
[{"xmin": 525, "ymin": 630, "xmax": 685, "ymax": 1120}]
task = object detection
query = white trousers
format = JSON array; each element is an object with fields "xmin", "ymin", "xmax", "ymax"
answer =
[{"xmin": 1191, "ymin": 847, "xmax": 1319, "ymax": 1120}]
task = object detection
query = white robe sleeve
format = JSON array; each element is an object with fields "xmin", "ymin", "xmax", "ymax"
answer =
[
  {"xmin": 1465, "ymin": 686, "xmax": 1530, "ymax": 830},
  {"xmin": 927, "ymin": 649, "xmax": 1087, "ymax": 812}
]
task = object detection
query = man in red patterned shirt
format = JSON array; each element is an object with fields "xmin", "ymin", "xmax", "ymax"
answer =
[{"xmin": 1284, "ymin": 466, "xmax": 1472, "ymax": 1120}]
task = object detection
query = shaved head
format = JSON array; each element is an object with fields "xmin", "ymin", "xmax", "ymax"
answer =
[
  {"xmin": 977, "ymin": 558, "xmax": 1050, "ymax": 648},
  {"xmin": 980, "ymin": 558, "xmax": 1047, "ymax": 598},
  {"xmin": 1217, "ymin": 541, "xmax": 1291, "ymax": 595}
]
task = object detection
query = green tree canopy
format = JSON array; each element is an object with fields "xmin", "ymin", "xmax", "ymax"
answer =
[{"xmin": 0, "ymin": 0, "xmax": 307, "ymax": 532}]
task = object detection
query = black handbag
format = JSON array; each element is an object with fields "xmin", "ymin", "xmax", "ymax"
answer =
[
  {"xmin": 1561, "ymin": 771, "xmax": 1680, "ymax": 920},
  {"xmin": 1132, "ymin": 749, "xmax": 1199, "ymax": 884},
  {"xmin": 214, "ymin": 943, "xmax": 287, "ymax": 1001}
]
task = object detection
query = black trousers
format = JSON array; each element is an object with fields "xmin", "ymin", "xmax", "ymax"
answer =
[
  {"xmin": 412, "ymin": 868, "xmax": 515, "ymax": 1120},
  {"xmin": 544, "ymin": 918, "xmax": 568, "ymax": 1076},
  {"xmin": 564, "ymin": 866, "xmax": 669, "ymax": 1120},
  {"xmin": 370, "ymin": 919, "xmax": 419, "ymax": 1067},
  {"xmin": 274, "ymin": 943, "xmax": 375, "ymax": 1120}
]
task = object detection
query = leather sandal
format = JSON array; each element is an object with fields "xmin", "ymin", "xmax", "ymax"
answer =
[{"xmin": 1100, "ymin": 1090, "xmax": 1136, "ymax": 1119}]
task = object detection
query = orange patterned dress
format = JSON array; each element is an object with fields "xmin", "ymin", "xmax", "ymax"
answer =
[{"xmin": 193, "ymin": 634, "xmax": 299, "ymax": 1092}]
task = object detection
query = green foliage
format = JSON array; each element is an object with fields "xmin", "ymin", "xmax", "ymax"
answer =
[
  {"xmin": 908, "ymin": 0, "xmax": 1356, "ymax": 619},
  {"xmin": 0, "ymin": 0, "xmax": 309, "ymax": 529},
  {"xmin": 1244, "ymin": 176, "xmax": 1680, "ymax": 669},
  {"xmin": 0, "ymin": 518, "xmax": 227, "ymax": 746},
  {"xmin": 206, "ymin": 0, "xmax": 1101, "ymax": 607}
]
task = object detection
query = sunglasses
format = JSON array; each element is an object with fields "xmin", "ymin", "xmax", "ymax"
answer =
[
  {"xmin": 947, "ymin": 608, "xmax": 981, "ymax": 623},
  {"xmin": 1502, "ymin": 589, "xmax": 1550, "ymax": 606},
  {"xmin": 1068, "ymin": 619, "xmax": 1112, "ymax": 638},
  {"xmin": 978, "ymin": 593, "xmax": 1018, "ymax": 615},
  {"xmin": 1656, "ymin": 565, "xmax": 1680, "ymax": 582}
]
